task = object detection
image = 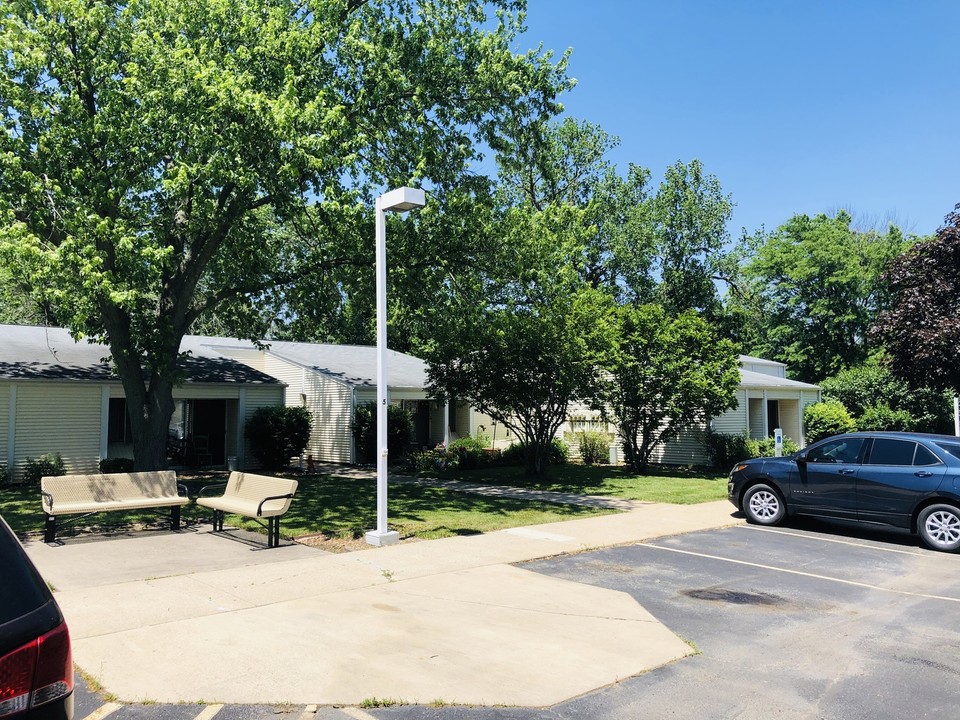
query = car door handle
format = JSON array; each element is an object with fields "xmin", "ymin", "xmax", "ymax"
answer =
[
  {"xmin": 915, "ymin": 471, "xmax": 934, "ymax": 477},
  {"xmin": 838, "ymin": 468, "xmax": 856, "ymax": 475}
]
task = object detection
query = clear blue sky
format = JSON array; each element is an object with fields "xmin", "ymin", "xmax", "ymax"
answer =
[{"xmin": 520, "ymin": 0, "xmax": 959, "ymax": 237}]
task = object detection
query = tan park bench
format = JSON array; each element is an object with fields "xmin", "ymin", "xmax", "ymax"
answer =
[
  {"xmin": 196, "ymin": 472, "xmax": 298, "ymax": 548},
  {"xmin": 41, "ymin": 471, "xmax": 189, "ymax": 543}
]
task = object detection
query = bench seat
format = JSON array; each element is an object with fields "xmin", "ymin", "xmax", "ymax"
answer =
[
  {"xmin": 41, "ymin": 471, "xmax": 189, "ymax": 542},
  {"xmin": 196, "ymin": 471, "xmax": 298, "ymax": 548}
]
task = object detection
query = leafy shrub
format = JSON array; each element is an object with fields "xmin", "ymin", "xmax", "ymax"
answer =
[
  {"xmin": 803, "ymin": 400, "xmax": 856, "ymax": 444},
  {"xmin": 245, "ymin": 405, "xmax": 313, "ymax": 470},
  {"xmin": 23, "ymin": 452, "xmax": 66, "ymax": 484},
  {"xmin": 749, "ymin": 436, "xmax": 801, "ymax": 457},
  {"xmin": 501, "ymin": 442, "xmax": 525, "ymax": 466},
  {"xmin": 499, "ymin": 439, "xmax": 568, "ymax": 467},
  {"xmin": 577, "ymin": 431, "xmax": 609, "ymax": 465},
  {"xmin": 448, "ymin": 435, "xmax": 494, "ymax": 470},
  {"xmin": 99, "ymin": 457, "xmax": 135, "ymax": 473},
  {"xmin": 704, "ymin": 430, "xmax": 754, "ymax": 468},
  {"xmin": 549, "ymin": 437, "xmax": 569, "ymax": 464},
  {"xmin": 858, "ymin": 403, "xmax": 916, "ymax": 432},
  {"xmin": 351, "ymin": 403, "xmax": 414, "ymax": 464}
]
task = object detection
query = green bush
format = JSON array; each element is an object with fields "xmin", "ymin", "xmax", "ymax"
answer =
[
  {"xmin": 549, "ymin": 437, "xmax": 570, "ymax": 464},
  {"xmin": 804, "ymin": 400, "xmax": 856, "ymax": 444},
  {"xmin": 577, "ymin": 431, "xmax": 609, "ymax": 465},
  {"xmin": 245, "ymin": 405, "xmax": 313, "ymax": 470},
  {"xmin": 99, "ymin": 457, "xmax": 135, "ymax": 473},
  {"xmin": 498, "ymin": 439, "xmax": 568, "ymax": 467},
  {"xmin": 704, "ymin": 430, "xmax": 753, "ymax": 468},
  {"xmin": 749, "ymin": 435, "xmax": 801, "ymax": 457},
  {"xmin": 858, "ymin": 403, "xmax": 915, "ymax": 432},
  {"xmin": 351, "ymin": 403, "xmax": 414, "ymax": 464},
  {"xmin": 448, "ymin": 435, "xmax": 493, "ymax": 470},
  {"xmin": 23, "ymin": 452, "xmax": 66, "ymax": 484}
]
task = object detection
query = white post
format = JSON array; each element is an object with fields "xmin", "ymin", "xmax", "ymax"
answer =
[
  {"xmin": 443, "ymin": 401, "xmax": 451, "ymax": 447},
  {"xmin": 365, "ymin": 187, "xmax": 425, "ymax": 547},
  {"xmin": 954, "ymin": 395, "xmax": 959, "ymax": 437}
]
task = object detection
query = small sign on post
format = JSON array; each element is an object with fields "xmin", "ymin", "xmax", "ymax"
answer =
[{"xmin": 774, "ymin": 427, "xmax": 784, "ymax": 457}]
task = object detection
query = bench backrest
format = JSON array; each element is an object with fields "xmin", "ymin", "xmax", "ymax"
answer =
[
  {"xmin": 225, "ymin": 472, "xmax": 298, "ymax": 513},
  {"xmin": 41, "ymin": 471, "xmax": 180, "ymax": 504}
]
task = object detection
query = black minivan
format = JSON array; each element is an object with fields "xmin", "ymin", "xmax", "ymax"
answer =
[
  {"xmin": 0, "ymin": 516, "xmax": 74, "ymax": 720},
  {"xmin": 728, "ymin": 432, "xmax": 960, "ymax": 552}
]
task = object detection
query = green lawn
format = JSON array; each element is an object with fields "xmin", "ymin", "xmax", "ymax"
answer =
[
  {"xmin": 416, "ymin": 463, "xmax": 730, "ymax": 504},
  {"xmin": 0, "ymin": 473, "xmax": 611, "ymax": 543},
  {"xmin": 0, "ymin": 463, "xmax": 727, "ymax": 546}
]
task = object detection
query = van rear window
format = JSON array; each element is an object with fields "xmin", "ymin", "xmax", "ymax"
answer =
[{"xmin": 0, "ymin": 522, "xmax": 50, "ymax": 625}]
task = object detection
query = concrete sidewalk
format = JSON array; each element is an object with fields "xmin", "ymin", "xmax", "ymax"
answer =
[{"xmin": 24, "ymin": 501, "xmax": 741, "ymax": 708}]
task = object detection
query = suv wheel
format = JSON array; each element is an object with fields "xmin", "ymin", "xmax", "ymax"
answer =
[
  {"xmin": 918, "ymin": 504, "xmax": 960, "ymax": 552},
  {"xmin": 743, "ymin": 483, "xmax": 785, "ymax": 526}
]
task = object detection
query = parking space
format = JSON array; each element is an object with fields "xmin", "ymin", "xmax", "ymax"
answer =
[{"xmin": 375, "ymin": 522, "xmax": 960, "ymax": 720}]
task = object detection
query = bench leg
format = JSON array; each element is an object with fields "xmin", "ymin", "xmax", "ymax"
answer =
[
  {"xmin": 171, "ymin": 505, "xmax": 181, "ymax": 531},
  {"xmin": 44, "ymin": 514, "xmax": 56, "ymax": 544},
  {"xmin": 269, "ymin": 517, "xmax": 279, "ymax": 548}
]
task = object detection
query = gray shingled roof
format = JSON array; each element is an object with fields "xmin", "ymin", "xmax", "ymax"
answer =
[
  {"xmin": 739, "ymin": 368, "xmax": 820, "ymax": 390},
  {"xmin": 199, "ymin": 338, "xmax": 429, "ymax": 389},
  {"xmin": 0, "ymin": 325, "xmax": 281, "ymax": 385}
]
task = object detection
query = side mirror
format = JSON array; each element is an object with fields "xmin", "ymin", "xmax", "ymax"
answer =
[{"xmin": 795, "ymin": 451, "xmax": 808, "ymax": 463}]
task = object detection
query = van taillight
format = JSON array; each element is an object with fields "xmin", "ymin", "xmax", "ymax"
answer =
[{"xmin": 0, "ymin": 622, "xmax": 73, "ymax": 718}]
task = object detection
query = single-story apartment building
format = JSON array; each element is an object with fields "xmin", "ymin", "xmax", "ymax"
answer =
[
  {"xmin": 561, "ymin": 355, "xmax": 821, "ymax": 465},
  {"xmin": 0, "ymin": 325, "xmax": 285, "ymax": 481},
  {"xmin": 200, "ymin": 338, "xmax": 477, "ymax": 464}
]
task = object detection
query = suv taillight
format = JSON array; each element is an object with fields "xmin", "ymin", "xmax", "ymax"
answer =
[{"xmin": 0, "ymin": 621, "xmax": 73, "ymax": 718}]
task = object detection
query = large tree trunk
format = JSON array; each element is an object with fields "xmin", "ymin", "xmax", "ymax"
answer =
[{"xmin": 127, "ymin": 380, "xmax": 176, "ymax": 471}]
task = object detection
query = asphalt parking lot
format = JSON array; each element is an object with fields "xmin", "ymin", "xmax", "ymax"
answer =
[{"xmin": 375, "ymin": 519, "xmax": 960, "ymax": 720}]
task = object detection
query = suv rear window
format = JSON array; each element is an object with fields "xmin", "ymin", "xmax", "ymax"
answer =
[
  {"xmin": 935, "ymin": 442, "xmax": 960, "ymax": 461},
  {"xmin": 0, "ymin": 521, "xmax": 50, "ymax": 624},
  {"xmin": 866, "ymin": 438, "xmax": 919, "ymax": 466}
]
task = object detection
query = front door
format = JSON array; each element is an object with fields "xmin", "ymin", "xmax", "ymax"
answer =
[{"xmin": 192, "ymin": 400, "xmax": 227, "ymax": 465}]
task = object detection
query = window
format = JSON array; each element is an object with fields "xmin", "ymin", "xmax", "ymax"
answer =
[
  {"xmin": 935, "ymin": 442, "xmax": 960, "ymax": 461},
  {"xmin": 866, "ymin": 438, "xmax": 917, "ymax": 466},
  {"xmin": 913, "ymin": 444, "xmax": 941, "ymax": 466},
  {"xmin": 108, "ymin": 398, "xmax": 132, "ymax": 443},
  {"xmin": 807, "ymin": 438, "xmax": 864, "ymax": 464}
]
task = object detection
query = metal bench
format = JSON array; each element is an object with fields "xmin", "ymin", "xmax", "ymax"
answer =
[
  {"xmin": 196, "ymin": 471, "xmax": 298, "ymax": 548},
  {"xmin": 41, "ymin": 471, "xmax": 190, "ymax": 543}
]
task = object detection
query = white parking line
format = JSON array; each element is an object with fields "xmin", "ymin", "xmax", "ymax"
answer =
[
  {"xmin": 342, "ymin": 708, "xmax": 379, "ymax": 720},
  {"xmin": 79, "ymin": 702, "xmax": 123, "ymax": 720},
  {"xmin": 735, "ymin": 524, "xmax": 925, "ymax": 556},
  {"xmin": 193, "ymin": 704, "xmax": 224, "ymax": 720},
  {"xmin": 642, "ymin": 542, "xmax": 960, "ymax": 604}
]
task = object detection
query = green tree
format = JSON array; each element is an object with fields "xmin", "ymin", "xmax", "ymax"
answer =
[
  {"xmin": 351, "ymin": 403, "xmax": 414, "ymax": 464},
  {"xmin": 872, "ymin": 206, "xmax": 960, "ymax": 395},
  {"xmin": 650, "ymin": 160, "xmax": 734, "ymax": 317},
  {"xmin": 0, "ymin": 0, "xmax": 568, "ymax": 469},
  {"xmin": 735, "ymin": 211, "xmax": 911, "ymax": 383},
  {"xmin": 595, "ymin": 304, "xmax": 740, "ymax": 471},
  {"xmin": 424, "ymin": 201, "xmax": 616, "ymax": 475}
]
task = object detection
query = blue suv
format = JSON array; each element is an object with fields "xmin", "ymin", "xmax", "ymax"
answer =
[{"xmin": 728, "ymin": 431, "xmax": 960, "ymax": 552}]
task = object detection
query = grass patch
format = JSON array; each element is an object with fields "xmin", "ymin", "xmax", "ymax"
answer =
[
  {"xmin": 0, "ymin": 472, "xmax": 610, "ymax": 542},
  {"xmin": 419, "ymin": 463, "xmax": 729, "ymax": 504}
]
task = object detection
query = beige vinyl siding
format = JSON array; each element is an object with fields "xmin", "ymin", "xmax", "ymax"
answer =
[
  {"xmin": 0, "ymin": 383, "xmax": 9, "ymax": 467},
  {"xmin": 262, "ymin": 355, "xmax": 305, "ymax": 405},
  {"xmin": 711, "ymin": 391, "xmax": 748, "ymax": 435},
  {"xmin": 304, "ymin": 373, "xmax": 354, "ymax": 464},
  {"xmin": 12, "ymin": 381, "xmax": 102, "ymax": 479},
  {"xmin": 650, "ymin": 422, "xmax": 710, "ymax": 466}
]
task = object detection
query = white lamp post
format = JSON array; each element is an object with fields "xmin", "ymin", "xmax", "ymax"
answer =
[{"xmin": 365, "ymin": 186, "xmax": 426, "ymax": 547}]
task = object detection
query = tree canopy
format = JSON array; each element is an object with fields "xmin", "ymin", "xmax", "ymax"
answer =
[
  {"xmin": 0, "ymin": 0, "xmax": 569, "ymax": 468},
  {"xmin": 873, "ymin": 206, "xmax": 960, "ymax": 394},
  {"xmin": 733, "ymin": 211, "xmax": 910, "ymax": 383}
]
